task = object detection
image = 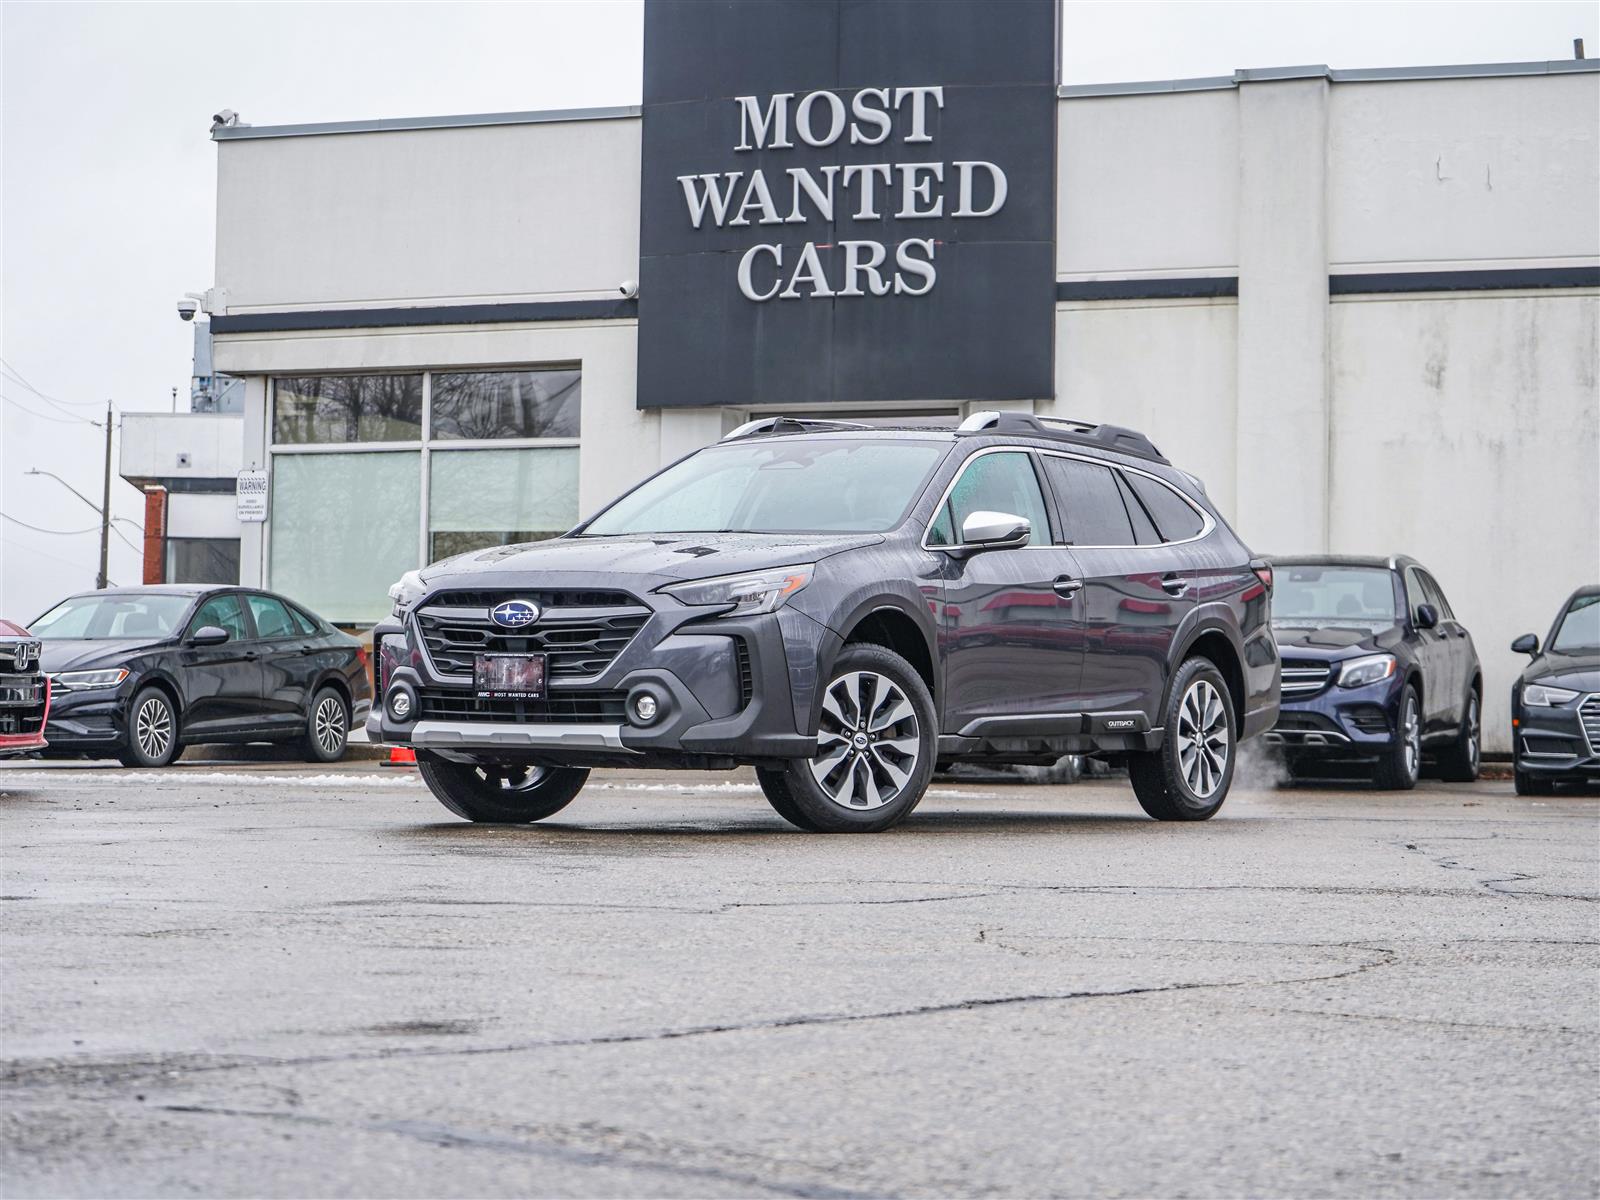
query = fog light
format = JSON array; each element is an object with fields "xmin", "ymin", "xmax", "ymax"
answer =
[
  {"xmin": 632, "ymin": 694, "xmax": 659, "ymax": 723},
  {"xmin": 389, "ymin": 688, "xmax": 413, "ymax": 721}
]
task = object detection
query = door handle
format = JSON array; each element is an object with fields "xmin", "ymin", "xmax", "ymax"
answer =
[
  {"xmin": 1053, "ymin": 576, "xmax": 1082, "ymax": 598},
  {"xmin": 1161, "ymin": 575, "xmax": 1189, "ymax": 597},
  {"xmin": 241, "ymin": 650, "xmax": 260, "ymax": 661}
]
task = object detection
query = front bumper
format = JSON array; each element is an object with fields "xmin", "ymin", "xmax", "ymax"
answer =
[
  {"xmin": 0, "ymin": 672, "xmax": 50, "ymax": 755},
  {"xmin": 32, "ymin": 687, "xmax": 129, "ymax": 751},
  {"xmin": 1263, "ymin": 671, "xmax": 1401, "ymax": 757},
  {"xmin": 1514, "ymin": 693, "xmax": 1599, "ymax": 781},
  {"xmin": 366, "ymin": 596, "xmax": 829, "ymax": 766}
]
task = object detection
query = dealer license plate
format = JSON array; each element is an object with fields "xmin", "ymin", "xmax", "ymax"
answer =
[{"xmin": 474, "ymin": 654, "xmax": 546, "ymax": 699}]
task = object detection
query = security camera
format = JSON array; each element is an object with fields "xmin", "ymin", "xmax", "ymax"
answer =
[
  {"xmin": 619, "ymin": 279, "xmax": 639, "ymax": 299},
  {"xmin": 212, "ymin": 109, "xmax": 239, "ymax": 128},
  {"xmin": 177, "ymin": 297, "xmax": 200, "ymax": 321}
]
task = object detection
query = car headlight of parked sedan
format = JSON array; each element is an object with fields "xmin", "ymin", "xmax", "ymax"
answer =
[
  {"xmin": 658, "ymin": 564, "xmax": 814, "ymax": 615},
  {"xmin": 388, "ymin": 570, "xmax": 428, "ymax": 617},
  {"xmin": 48, "ymin": 668, "xmax": 130, "ymax": 691},
  {"xmin": 1337, "ymin": 654, "xmax": 1396, "ymax": 689},
  {"xmin": 1522, "ymin": 682, "xmax": 1580, "ymax": 707}
]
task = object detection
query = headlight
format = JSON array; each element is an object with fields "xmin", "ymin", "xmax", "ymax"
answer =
[
  {"xmin": 49, "ymin": 669, "xmax": 129, "ymax": 691},
  {"xmin": 1523, "ymin": 682, "xmax": 1580, "ymax": 707},
  {"xmin": 659, "ymin": 564, "xmax": 814, "ymax": 615},
  {"xmin": 1337, "ymin": 654, "xmax": 1396, "ymax": 689},
  {"xmin": 387, "ymin": 570, "xmax": 427, "ymax": 616}
]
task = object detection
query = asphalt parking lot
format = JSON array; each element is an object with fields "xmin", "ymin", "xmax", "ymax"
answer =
[{"xmin": 2, "ymin": 760, "xmax": 1596, "ymax": 1198}]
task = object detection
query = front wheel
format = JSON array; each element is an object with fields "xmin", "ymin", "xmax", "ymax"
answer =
[
  {"xmin": 763, "ymin": 644, "xmax": 937, "ymax": 833},
  {"xmin": 117, "ymin": 687, "xmax": 180, "ymax": 768},
  {"xmin": 1373, "ymin": 684, "xmax": 1421, "ymax": 790},
  {"xmin": 419, "ymin": 759, "xmax": 589, "ymax": 823},
  {"xmin": 1128, "ymin": 658, "xmax": 1235, "ymax": 820}
]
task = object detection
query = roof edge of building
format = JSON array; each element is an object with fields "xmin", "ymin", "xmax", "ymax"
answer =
[
  {"xmin": 211, "ymin": 103, "xmax": 643, "ymax": 142},
  {"xmin": 1058, "ymin": 57, "xmax": 1600, "ymax": 99}
]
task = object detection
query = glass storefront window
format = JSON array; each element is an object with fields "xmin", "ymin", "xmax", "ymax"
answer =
[
  {"xmin": 270, "ymin": 452, "xmax": 422, "ymax": 624},
  {"xmin": 165, "ymin": 537, "xmax": 240, "ymax": 585},
  {"xmin": 429, "ymin": 447, "xmax": 579, "ymax": 560},
  {"xmin": 274, "ymin": 374, "xmax": 423, "ymax": 444},
  {"xmin": 429, "ymin": 369, "xmax": 581, "ymax": 440}
]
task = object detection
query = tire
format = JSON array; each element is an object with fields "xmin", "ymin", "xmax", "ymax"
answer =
[
  {"xmin": 1514, "ymin": 769, "xmax": 1554, "ymax": 797},
  {"xmin": 304, "ymin": 687, "xmax": 350, "ymax": 763},
  {"xmin": 1373, "ymin": 684, "xmax": 1422, "ymax": 791},
  {"xmin": 765, "ymin": 643, "xmax": 937, "ymax": 833},
  {"xmin": 419, "ymin": 759, "xmax": 589, "ymax": 823},
  {"xmin": 117, "ymin": 687, "xmax": 180, "ymax": 768},
  {"xmin": 1129, "ymin": 657, "xmax": 1235, "ymax": 820},
  {"xmin": 1436, "ymin": 690, "xmax": 1481, "ymax": 783},
  {"xmin": 755, "ymin": 768, "xmax": 821, "ymax": 831}
]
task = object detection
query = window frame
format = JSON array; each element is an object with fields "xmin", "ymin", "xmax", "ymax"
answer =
[
  {"xmin": 918, "ymin": 447, "xmax": 1058, "ymax": 550},
  {"xmin": 266, "ymin": 366, "xmax": 582, "ymax": 613},
  {"xmin": 185, "ymin": 591, "xmax": 252, "ymax": 642},
  {"xmin": 244, "ymin": 592, "xmax": 302, "ymax": 642}
]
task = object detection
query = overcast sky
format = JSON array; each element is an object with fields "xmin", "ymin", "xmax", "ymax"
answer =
[{"xmin": 2, "ymin": 0, "xmax": 1594, "ymax": 618}]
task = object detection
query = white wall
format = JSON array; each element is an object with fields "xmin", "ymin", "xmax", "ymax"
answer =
[
  {"xmin": 215, "ymin": 117, "xmax": 642, "ymax": 311},
  {"xmin": 1056, "ymin": 89, "xmax": 1238, "ymax": 279},
  {"xmin": 166, "ymin": 493, "xmax": 241, "ymax": 540},
  {"xmin": 119, "ymin": 412, "xmax": 243, "ymax": 482},
  {"xmin": 1330, "ymin": 74, "xmax": 1600, "ymax": 270},
  {"xmin": 1329, "ymin": 289, "xmax": 1600, "ymax": 748}
]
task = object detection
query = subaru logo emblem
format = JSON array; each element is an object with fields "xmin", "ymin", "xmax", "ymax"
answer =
[{"xmin": 490, "ymin": 599, "xmax": 541, "ymax": 629}]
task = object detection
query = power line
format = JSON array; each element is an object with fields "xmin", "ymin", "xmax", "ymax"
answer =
[
  {"xmin": 0, "ymin": 357, "xmax": 108, "ymax": 410},
  {"xmin": 1, "ymin": 392, "xmax": 100, "ymax": 426},
  {"xmin": 0, "ymin": 511, "xmax": 102, "ymax": 535}
]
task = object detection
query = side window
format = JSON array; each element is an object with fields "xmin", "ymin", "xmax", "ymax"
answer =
[
  {"xmin": 1124, "ymin": 473, "xmax": 1205, "ymax": 542},
  {"xmin": 1419, "ymin": 571, "xmax": 1454, "ymax": 620},
  {"xmin": 1404, "ymin": 568, "xmax": 1429, "ymax": 620},
  {"xmin": 189, "ymin": 594, "xmax": 247, "ymax": 641},
  {"xmin": 1114, "ymin": 472, "xmax": 1162, "ymax": 545},
  {"xmin": 246, "ymin": 595, "xmax": 299, "ymax": 639},
  {"xmin": 926, "ymin": 503, "xmax": 955, "ymax": 547},
  {"xmin": 1040, "ymin": 457, "xmax": 1135, "ymax": 546},
  {"xmin": 288, "ymin": 605, "xmax": 321, "ymax": 636},
  {"xmin": 946, "ymin": 452, "xmax": 1050, "ymax": 546}
]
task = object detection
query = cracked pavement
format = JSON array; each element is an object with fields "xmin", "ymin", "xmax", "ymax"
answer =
[{"xmin": 1, "ymin": 763, "xmax": 1596, "ymax": 1197}]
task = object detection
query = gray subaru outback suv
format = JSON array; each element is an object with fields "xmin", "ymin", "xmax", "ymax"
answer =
[{"xmin": 369, "ymin": 412, "xmax": 1280, "ymax": 832}]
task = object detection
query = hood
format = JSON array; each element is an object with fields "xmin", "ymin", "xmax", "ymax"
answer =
[
  {"xmin": 0, "ymin": 619, "xmax": 32, "ymax": 638},
  {"xmin": 41, "ymin": 638, "xmax": 169, "ymax": 673},
  {"xmin": 1521, "ymin": 649, "xmax": 1600, "ymax": 694},
  {"xmin": 417, "ymin": 532, "xmax": 885, "ymax": 591},
  {"xmin": 1271, "ymin": 623, "xmax": 1402, "ymax": 661}
]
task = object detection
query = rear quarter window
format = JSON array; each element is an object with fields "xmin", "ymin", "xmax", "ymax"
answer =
[{"xmin": 1124, "ymin": 473, "xmax": 1205, "ymax": 542}]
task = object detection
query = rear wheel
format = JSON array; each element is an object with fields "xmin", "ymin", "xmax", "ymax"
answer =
[
  {"xmin": 1373, "ymin": 685, "xmax": 1421, "ymax": 790},
  {"xmin": 117, "ymin": 687, "xmax": 180, "ymax": 768},
  {"xmin": 763, "ymin": 644, "xmax": 936, "ymax": 833},
  {"xmin": 1436, "ymin": 690, "xmax": 1481, "ymax": 783},
  {"xmin": 304, "ymin": 687, "xmax": 349, "ymax": 763},
  {"xmin": 1129, "ymin": 658, "xmax": 1235, "ymax": 820},
  {"xmin": 419, "ymin": 759, "xmax": 589, "ymax": 823}
]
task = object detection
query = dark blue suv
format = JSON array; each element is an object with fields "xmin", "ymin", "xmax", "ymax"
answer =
[{"xmin": 1264, "ymin": 556, "xmax": 1481, "ymax": 788}]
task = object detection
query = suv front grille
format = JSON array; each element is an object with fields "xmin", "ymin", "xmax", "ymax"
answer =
[
  {"xmin": 415, "ymin": 590, "xmax": 649, "ymax": 681},
  {"xmin": 1280, "ymin": 659, "xmax": 1332, "ymax": 697},
  {"xmin": 1581, "ymin": 694, "xmax": 1600, "ymax": 756},
  {"xmin": 415, "ymin": 689, "xmax": 627, "ymax": 724}
]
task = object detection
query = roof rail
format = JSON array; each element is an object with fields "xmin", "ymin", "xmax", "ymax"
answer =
[
  {"xmin": 721, "ymin": 415, "xmax": 876, "ymax": 441},
  {"xmin": 957, "ymin": 411, "xmax": 1168, "ymax": 463}
]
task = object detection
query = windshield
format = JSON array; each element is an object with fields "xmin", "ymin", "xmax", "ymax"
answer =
[
  {"xmin": 581, "ymin": 438, "xmax": 948, "ymax": 536},
  {"xmin": 1271, "ymin": 566, "xmax": 1398, "ymax": 630},
  {"xmin": 30, "ymin": 594, "xmax": 193, "ymax": 640},
  {"xmin": 1551, "ymin": 593, "xmax": 1600, "ymax": 653}
]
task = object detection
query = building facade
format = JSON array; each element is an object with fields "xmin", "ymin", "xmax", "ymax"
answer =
[{"xmin": 202, "ymin": 10, "xmax": 1598, "ymax": 752}]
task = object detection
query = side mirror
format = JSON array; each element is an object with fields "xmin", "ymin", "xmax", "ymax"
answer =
[
  {"xmin": 956, "ymin": 510, "xmax": 1032, "ymax": 555},
  {"xmin": 1414, "ymin": 604, "xmax": 1439, "ymax": 631},
  {"xmin": 1510, "ymin": 633, "xmax": 1540, "ymax": 656},
  {"xmin": 187, "ymin": 625, "xmax": 230, "ymax": 647}
]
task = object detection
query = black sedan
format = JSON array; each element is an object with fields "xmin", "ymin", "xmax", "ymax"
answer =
[
  {"xmin": 1510, "ymin": 585, "xmax": 1599, "ymax": 795},
  {"xmin": 30, "ymin": 585, "xmax": 370, "ymax": 767}
]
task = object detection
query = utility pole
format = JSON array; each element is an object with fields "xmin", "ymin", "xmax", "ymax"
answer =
[{"xmin": 97, "ymin": 400, "xmax": 113, "ymax": 589}]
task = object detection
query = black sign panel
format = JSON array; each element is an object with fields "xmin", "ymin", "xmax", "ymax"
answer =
[{"xmin": 637, "ymin": 0, "xmax": 1058, "ymax": 410}]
